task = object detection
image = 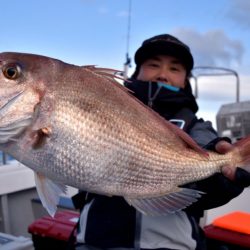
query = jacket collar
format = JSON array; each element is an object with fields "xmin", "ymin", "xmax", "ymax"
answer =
[{"xmin": 124, "ymin": 79, "xmax": 199, "ymax": 120}]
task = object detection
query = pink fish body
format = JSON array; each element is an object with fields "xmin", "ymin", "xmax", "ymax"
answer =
[{"xmin": 0, "ymin": 52, "xmax": 249, "ymax": 216}]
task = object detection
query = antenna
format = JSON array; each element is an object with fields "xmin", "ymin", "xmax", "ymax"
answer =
[{"xmin": 123, "ymin": 0, "xmax": 132, "ymax": 79}]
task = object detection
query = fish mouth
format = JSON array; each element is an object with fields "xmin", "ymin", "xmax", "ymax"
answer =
[
  {"xmin": 0, "ymin": 90, "xmax": 33, "ymax": 143},
  {"xmin": 0, "ymin": 117, "xmax": 33, "ymax": 143},
  {"xmin": 0, "ymin": 90, "xmax": 25, "ymax": 118}
]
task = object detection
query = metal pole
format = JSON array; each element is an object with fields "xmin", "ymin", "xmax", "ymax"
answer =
[
  {"xmin": 191, "ymin": 75, "xmax": 198, "ymax": 98},
  {"xmin": 1, "ymin": 195, "xmax": 11, "ymax": 234},
  {"xmin": 123, "ymin": 0, "xmax": 132, "ymax": 78},
  {"xmin": 2, "ymin": 152, "xmax": 7, "ymax": 165},
  {"xmin": 191, "ymin": 66, "xmax": 240, "ymax": 102},
  {"xmin": 235, "ymin": 73, "xmax": 240, "ymax": 103}
]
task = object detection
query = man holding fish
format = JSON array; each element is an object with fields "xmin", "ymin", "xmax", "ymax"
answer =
[
  {"xmin": 1, "ymin": 34, "xmax": 250, "ymax": 249},
  {"xmin": 74, "ymin": 34, "xmax": 250, "ymax": 250}
]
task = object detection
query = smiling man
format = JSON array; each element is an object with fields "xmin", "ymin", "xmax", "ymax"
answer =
[{"xmin": 75, "ymin": 34, "xmax": 250, "ymax": 250}]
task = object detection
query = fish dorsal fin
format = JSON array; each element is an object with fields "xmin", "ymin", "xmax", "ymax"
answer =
[
  {"xmin": 125, "ymin": 188, "xmax": 204, "ymax": 216},
  {"xmin": 82, "ymin": 65, "xmax": 125, "ymax": 81},
  {"xmin": 34, "ymin": 172, "xmax": 67, "ymax": 217},
  {"xmin": 82, "ymin": 66, "xmax": 134, "ymax": 93},
  {"xmin": 165, "ymin": 121, "xmax": 209, "ymax": 157},
  {"xmin": 82, "ymin": 65, "xmax": 120, "ymax": 73}
]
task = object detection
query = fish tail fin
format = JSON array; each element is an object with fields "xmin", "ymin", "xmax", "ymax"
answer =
[{"xmin": 233, "ymin": 135, "xmax": 250, "ymax": 167}]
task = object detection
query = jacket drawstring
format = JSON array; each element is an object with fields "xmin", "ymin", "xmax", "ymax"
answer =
[{"xmin": 147, "ymin": 82, "xmax": 162, "ymax": 107}]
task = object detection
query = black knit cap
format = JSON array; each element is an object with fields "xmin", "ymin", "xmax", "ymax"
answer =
[{"xmin": 134, "ymin": 34, "xmax": 194, "ymax": 74}]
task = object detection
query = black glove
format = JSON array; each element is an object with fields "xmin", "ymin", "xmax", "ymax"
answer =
[
  {"xmin": 183, "ymin": 136, "xmax": 250, "ymax": 217},
  {"xmin": 234, "ymin": 167, "xmax": 250, "ymax": 188}
]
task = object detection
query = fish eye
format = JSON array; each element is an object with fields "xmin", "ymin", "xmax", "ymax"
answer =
[{"xmin": 2, "ymin": 63, "xmax": 22, "ymax": 80}]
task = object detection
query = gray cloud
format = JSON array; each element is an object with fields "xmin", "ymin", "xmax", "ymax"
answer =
[
  {"xmin": 194, "ymin": 75, "xmax": 250, "ymax": 126},
  {"xmin": 190, "ymin": 76, "xmax": 239, "ymax": 101},
  {"xmin": 189, "ymin": 74, "xmax": 250, "ymax": 104},
  {"xmin": 172, "ymin": 28, "xmax": 244, "ymax": 67},
  {"xmin": 227, "ymin": 0, "xmax": 250, "ymax": 28}
]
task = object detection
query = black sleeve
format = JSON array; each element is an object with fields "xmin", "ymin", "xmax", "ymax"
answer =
[{"xmin": 183, "ymin": 137, "xmax": 250, "ymax": 218}]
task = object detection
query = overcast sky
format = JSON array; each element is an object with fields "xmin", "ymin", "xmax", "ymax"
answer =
[{"xmin": 1, "ymin": 0, "xmax": 250, "ymax": 127}]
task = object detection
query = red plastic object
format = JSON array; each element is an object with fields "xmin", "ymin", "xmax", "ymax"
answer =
[
  {"xmin": 212, "ymin": 211, "xmax": 250, "ymax": 235},
  {"xmin": 28, "ymin": 210, "xmax": 80, "ymax": 241},
  {"xmin": 204, "ymin": 211, "xmax": 250, "ymax": 248}
]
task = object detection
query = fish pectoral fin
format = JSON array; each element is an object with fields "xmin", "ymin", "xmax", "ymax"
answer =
[
  {"xmin": 125, "ymin": 188, "xmax": 204, "ymax": 216},
  {"xmin": 34, "ymin": 172, "xmax": 67, "ymax": 217}
]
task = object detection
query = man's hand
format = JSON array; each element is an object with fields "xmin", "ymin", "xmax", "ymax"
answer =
[{"xmin": 215, "ymin": 140, "xmax": 235, "ymax": 181}]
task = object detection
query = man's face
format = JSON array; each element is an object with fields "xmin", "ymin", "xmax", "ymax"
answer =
[{"xmin": 136, "ymin": 55, "xmax": 187, "ymax": 88}]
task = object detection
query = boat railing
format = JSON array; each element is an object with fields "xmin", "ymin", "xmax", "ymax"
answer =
[{"xmin": 0, "ymin": 151, "xmax": 14, "ymax": 165}]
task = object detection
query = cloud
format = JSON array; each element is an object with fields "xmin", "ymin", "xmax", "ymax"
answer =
[
  {"xmin": 190, "ymin": 74, "xmax": 250, "ymax": 103},
  {"xmin": 190, "ymin": 75, "xmax": 238, "ymax": 101},
  {"xmin": 192, "ymin": 74, "xmax": 250, "ymax": 128},
  {"xmin": 116, "ymin": 10, "xmax": 129, "ymax": 17},
  {"xmin": 97, "ymin": 7, "xmax": 129, "ymax": 18},
  {"xmin": 227, "ymin": 0, "xmax": 250, "ymax": 28},
  {"xmin": 97, "ymin": 7, "xmax": 109, "ymax": 14},
  {"xmin": 172, "ymin": 28, "xmax": 244, "ymax": 68}
]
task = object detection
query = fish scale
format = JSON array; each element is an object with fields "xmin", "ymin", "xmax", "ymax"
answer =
[{"xmin": 0, "ymin": 52, "xmax": 250, "ymax": 216}]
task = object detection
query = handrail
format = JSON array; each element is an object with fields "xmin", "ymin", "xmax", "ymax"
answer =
[
  {"xmin": 191, "ymin": 66, "xmax": 240, "ymax": 102},
  {"xmin": 1, "ymin": 152, "xmax": 11, "ymax": 165}
]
